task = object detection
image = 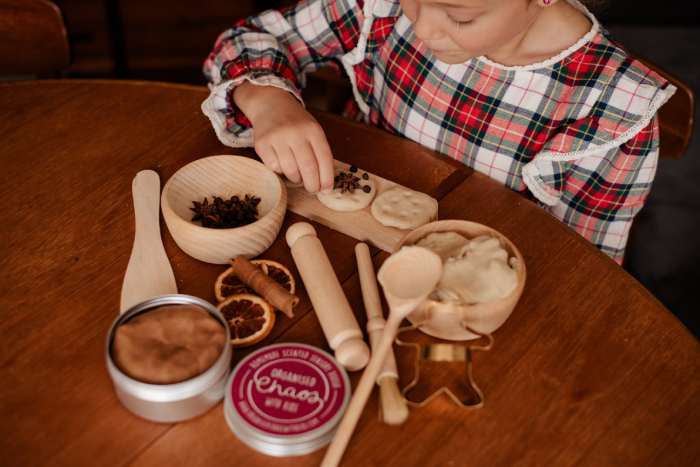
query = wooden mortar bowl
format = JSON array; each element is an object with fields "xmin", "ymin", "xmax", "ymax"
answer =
[
  {"xmin": 393, "ymin": 220, "xmax": 526, "ymax": 340},
  {"xmin": 161, "ymin": 155, "xmax": 287, "ymax": 264}
]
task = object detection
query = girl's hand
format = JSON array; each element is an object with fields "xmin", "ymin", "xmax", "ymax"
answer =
[{"xmin": 233, "ymin": 80, "xmax": 335, "ymax": 194}]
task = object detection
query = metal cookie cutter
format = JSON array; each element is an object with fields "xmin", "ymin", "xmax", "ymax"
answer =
[{"xmin": 395, "ymin": 321, "xmax": 493, "ymax": 409}]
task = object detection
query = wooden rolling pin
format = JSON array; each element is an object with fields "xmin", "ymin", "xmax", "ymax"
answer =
[{"xmin": 286, "ymin": 222, "xmax": 370, "ymax": 371}]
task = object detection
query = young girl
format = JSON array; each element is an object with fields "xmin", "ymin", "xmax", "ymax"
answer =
[{"xmin": 201, "ymin": 0, "xmax": 675, "ymax": 264}]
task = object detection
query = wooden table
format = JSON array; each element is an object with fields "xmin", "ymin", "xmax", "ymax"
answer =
[{"xmin": 1, "ymin": 80, "xmax": 698, "ymax": 467}]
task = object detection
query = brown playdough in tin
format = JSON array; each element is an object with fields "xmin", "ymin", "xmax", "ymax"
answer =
[{"xmin": 112, "ymin": 304, "xmax": 227, "ymax": 385}]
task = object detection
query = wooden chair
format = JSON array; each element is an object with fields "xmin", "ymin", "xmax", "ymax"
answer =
[
  {"xmin": 624, "ymin": 56, "xmax": 695, "ymax": 267},
  {"xmin": 0, "ymin": 0, "xmax": 72, "ymax": 76},
  {"xmin": 639, "ymin": 57, "xmax": 696, "ymax": 160}
]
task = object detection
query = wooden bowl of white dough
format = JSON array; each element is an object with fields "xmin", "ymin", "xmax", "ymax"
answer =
[
  {"xmin": 393, "ymin": 220, "xmax": 526, "ymax": 340},
  {"xmin": 161, "ymin": 155, "xmax": 287, "ymax": 264}
]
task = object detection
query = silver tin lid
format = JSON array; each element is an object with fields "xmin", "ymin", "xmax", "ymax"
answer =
[{"xmin": 224, "ymin": 343, "xmax": 351, "ymax": 456}]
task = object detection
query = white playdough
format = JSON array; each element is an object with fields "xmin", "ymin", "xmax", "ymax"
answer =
[
  {"xmin": 416, "ymin": 232, "xmax": 471, "ymax": 262},
  {"xmin": 423, "ymin": 234, "xmax": 519, "ymax": 305},
  {"xmin": 371, "ymin": 187, "xmax": 438, "ymax": 229},
  {"xmin": 316, "ymin": 168, "xmax": 376, "ymax": 212}
]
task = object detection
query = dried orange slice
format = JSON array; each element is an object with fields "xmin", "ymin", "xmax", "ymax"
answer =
[
  {"xmin": 215, "ymin": 267, "xmax": 252, "ymax": 300},
  {"xmin": 217, "ymin": 294, "xmax": 275, "ymax": 348},
  {"xmin": 215, "ymin": 259, "xmax": 296, "ymax": 303}
]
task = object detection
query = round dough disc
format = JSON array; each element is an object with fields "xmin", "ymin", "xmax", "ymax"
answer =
[
  {"xmin": 371, "ymin": 186, "xmax": 438, "ymax": 229},
  {"xmin": 316, "ymin": 168, "xmax": 376, "ymax": 212}
]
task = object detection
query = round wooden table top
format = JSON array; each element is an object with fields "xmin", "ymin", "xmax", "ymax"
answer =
[{"xmin": 1, "ymin": 80, "xmax": 698, "ymax": 467}]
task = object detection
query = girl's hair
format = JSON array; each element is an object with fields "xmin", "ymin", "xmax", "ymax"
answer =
[
  {"xmin": 530, "ymin": 0, "xmax": 610, "ymax": 14},
  {"xmin": 575, "ymin": 0, "xmax": 611, "ymax": 13}
]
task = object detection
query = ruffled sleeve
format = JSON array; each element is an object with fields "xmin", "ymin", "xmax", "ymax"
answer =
[
  {"xmin": 201, "ymin": 0, "xmax": 364, "ymax": 147},
  {"xmin": 522, "ymin": 58, "xmax": 676, "ymax": 263}
]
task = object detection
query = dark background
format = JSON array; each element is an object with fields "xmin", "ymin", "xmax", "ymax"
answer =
[
  {"xmin": 51, "ymin": 0, "xmax": 699, "ymax": 337},
  {"xmin": 598, "ymin": 0, "xmax": 698, "ymax": 24}
]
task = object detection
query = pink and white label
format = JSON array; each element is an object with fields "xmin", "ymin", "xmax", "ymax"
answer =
[{"xmin": 230, "ymin": 344, "xmax": 347, "ymax": 435}]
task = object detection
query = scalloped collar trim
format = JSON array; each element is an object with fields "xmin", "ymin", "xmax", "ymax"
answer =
[{"xmin": 476, "ymin": 0, "xmax": 599, "ymax": 71}]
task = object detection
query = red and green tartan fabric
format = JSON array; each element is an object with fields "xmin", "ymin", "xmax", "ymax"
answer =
[{"xmin": 202, "ymin": 0, "xmax": 675, "ymax": 264}]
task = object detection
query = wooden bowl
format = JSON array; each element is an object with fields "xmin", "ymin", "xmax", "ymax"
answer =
[
  {"xmin": 393, "ymin": 220, "xmax": 526, "ymax": 340},
  {"xmin": 161, "ymin": 155, "xmax": 287, "ymax": 264}
]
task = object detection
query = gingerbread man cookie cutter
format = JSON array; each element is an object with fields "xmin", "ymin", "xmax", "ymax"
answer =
[{"xmin": 395, "ymin": 321, "xmax": 493, "ymax": 409}]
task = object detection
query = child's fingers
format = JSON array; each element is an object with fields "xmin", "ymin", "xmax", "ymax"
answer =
[
  {"xmin": 255, "ymin": 141, "xmax": 282, "ymax": 174},
  {"xmin": 291, "ymin": 140, "xmax": 321, "ymax": 194},
  {"xmin": 276, "ymin": 144, "xmax": 303, "ymax": 185},
  {"xmin": 310, "ymin": 137, "xmax": 335, "ymax": 194}
]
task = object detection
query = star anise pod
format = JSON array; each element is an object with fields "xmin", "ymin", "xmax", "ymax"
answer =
[
  {"xmin": 190, "ymin": 197, "xmax": 217, "ymax": 222},
  {"xmin": 204, "ymin": 213, "xmax": 231, "ymax": 229},
  {"xmin": 241, "ymin": 194, "xmax": 261, "ymax": 214},
  {"xmin": 189, "ymin": 194, "xmax": 262, "ymax": 229},
  {"xmin": 334, "ymin": 172, "xmax": 361, "ymax": 194}
]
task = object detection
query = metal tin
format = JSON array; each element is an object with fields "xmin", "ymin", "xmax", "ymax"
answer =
[
  {"xmin": 106, "ymin": 294, "xmax": 232, "ymax": 423},
  {"xmin": 224, "ymin": 343, "xmax": 350, "ymax": 456}
]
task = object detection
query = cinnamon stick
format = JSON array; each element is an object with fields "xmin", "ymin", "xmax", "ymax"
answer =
[{"xmin": 229, "ymin": 256, "xmax": 298, "ymax": 318}]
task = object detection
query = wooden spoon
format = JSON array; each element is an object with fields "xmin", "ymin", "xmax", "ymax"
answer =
[
  {"xmin": 321, "ymin": 246, "xmax": 442, "ymax": 467},
  {"xmin": 120, "ymin": 170, "xmax": 177, "ymax": 313}
]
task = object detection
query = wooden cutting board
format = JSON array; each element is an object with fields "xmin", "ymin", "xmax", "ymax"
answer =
[{"xmin": 286, "ymin": 160, "xmax": 436, "ymax": 251}]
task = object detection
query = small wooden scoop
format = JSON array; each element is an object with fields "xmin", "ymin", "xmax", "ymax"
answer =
[
  {"xmin": 321, "ymin": 246, "xmax": 442, "ymax": 467},
  {"xmin": 120, "ymin": 170, "xmax": 177, "ymax": 313},
  {"xmin": 355, "ymin": 243, "xmax": 408, "ymax": 425}
]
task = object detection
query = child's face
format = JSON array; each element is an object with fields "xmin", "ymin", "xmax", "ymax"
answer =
[{"xmin": 400, "ymin": 0, "xmax": 541, "ymax": 64}]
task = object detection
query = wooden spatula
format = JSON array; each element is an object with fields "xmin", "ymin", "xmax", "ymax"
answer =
[{"xmin": 120, "ymin": 170, "xmax": 178, "ymax": 313}]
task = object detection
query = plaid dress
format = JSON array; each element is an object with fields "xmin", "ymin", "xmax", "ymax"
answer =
[{"xmin": 202, "ymin": 0, "xmax": 675, "ymax": 264}]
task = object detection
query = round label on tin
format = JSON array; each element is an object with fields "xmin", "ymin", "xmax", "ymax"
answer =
[{"xmin": 230, "ymin": 344, "xmax": 348, "ymax": 436}]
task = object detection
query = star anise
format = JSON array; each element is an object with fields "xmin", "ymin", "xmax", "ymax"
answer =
[
  {"xmin": 241, "ymin": 194, "xmax": 261, "ymax": 215},
  {"xmin": 203, "ymin": 213, "xmax": 225, "ymax": 229},
  {"xmin": 190, "ymin": 197, "xmax": 217, "ymax": 222},
  {"xmin": 189, "ymin": 194, "xmax": 262, "ymax": 229},
  {"xmin": 334, "ymin": 172, "xmax": 362, "ymax": 194}
]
